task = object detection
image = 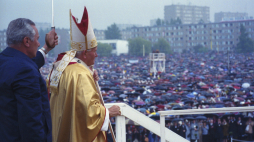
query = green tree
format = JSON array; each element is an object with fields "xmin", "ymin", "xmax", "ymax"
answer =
[
  {"xmin": 193, "ymin": 44, "xmax": 209, "ymax": 53},
  {"xmin": 128, "ymin": 37, "xmax": 152, "ymax": 56},
  {"xmin": 97, "ymin": 42, "xmax": 113, "ymax": 57},
  {"xmin": 198, "ymin": 19, "xmax": 204, "ymax": 24},
  {"xmin": 38, "ymin": 28, "xmax": 47, "ymax": 47},
  {"xmin": 156, "ymin": 18, "xmax": 162, "ymax": 26},
  {"xmin": 153, "ymin": 38, "xmax": 172, "ymax": 54},
  {"xmin": 176, "ymin": 17, "xmax": 182, "ymax": 24},
  {"xmin": 235, "ymin": 24, "xmax": 254, "ymax": 53},
  {"xmin": 105, "ymin": 23, "xmax": 122, "ymax": 39},
  {"xmin": 170, "ymin": 17, "xmax": 182, "ymax": 25},
  {"xmin": 165, "ymin": 20, "xmax": 170, "ymax": 25},
  {"xmin": 170, "ymin": 18, "xmax": 175, "ymax": 25}
]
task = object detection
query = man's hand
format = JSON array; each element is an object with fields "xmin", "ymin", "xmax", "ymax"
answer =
[
  {"xmin": 108, "ymin": 105, "xmax": 121, "ymax": 117},
  {"xmin": 93, "ymin": 69, "xmax": 99, "ymax": 81},
  {"xmin": 44, "ymin": 28, "xmax": 58, "ymax": 53}
]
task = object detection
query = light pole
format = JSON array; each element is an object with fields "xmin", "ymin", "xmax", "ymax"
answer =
[{"xmin": 227, "ymin": 46, "xmax": 230, "ymax": 74}]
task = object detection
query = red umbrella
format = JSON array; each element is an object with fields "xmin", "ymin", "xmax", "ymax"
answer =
[
  {"xmin": 201, "ymin": 86, "xmax": 209, "ymax": 90},
  {"xmin": 233, "ymin": 86, "xmax": 240, "ymax": 90},
  {"xmin": 157, "ymin": 104, "xmax": 165, "ymax": 109},
  {"xmin": 108, "ymin": 90, "xmax": 115, "ymax": 94},
  {"xmin": 231, "ymin": 83, "xmax": 241, "ymax": 86},
  {"xmin": 135, "ymin": 101, "xmax": 146, "ymax": 105}
]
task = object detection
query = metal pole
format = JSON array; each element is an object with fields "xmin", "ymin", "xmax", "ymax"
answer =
[
  {"xmin": 228, "ymin": 47, "xmax": 230, "ymax": 74},
  {"xmin": 143, "ymin": 45, "xmax": 145, "ymax": 57},
  {"xmin": 51, "ymin": 0, "xmax": 55, "ymax": 29}
]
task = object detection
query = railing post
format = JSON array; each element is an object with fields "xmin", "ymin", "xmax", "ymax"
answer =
[
  {"xmin": 160, "ymin": 115, "xmax": 165, "ymax": 142},
  {"xmin": 115, "ymin": 115, "xmax": 126, "ymax": 142}
]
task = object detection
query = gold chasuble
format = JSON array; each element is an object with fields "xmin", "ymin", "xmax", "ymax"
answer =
[
  {"xmin": 49, "ymin": 59, "xmax": 106, "ymax": 142},
  {"xmin": 47, "ymin": 7, "xmax": 107, "ymax": 142}
]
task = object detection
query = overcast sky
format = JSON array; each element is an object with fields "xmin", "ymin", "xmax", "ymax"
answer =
[{"xmin": 0, "ymin": 0, "xmax": 253, "ymax": 30}]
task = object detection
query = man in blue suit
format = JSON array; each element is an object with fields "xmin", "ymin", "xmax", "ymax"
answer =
[{"xmin": 0, "ymin": 18, "xmax": 58, "ymax": 142}]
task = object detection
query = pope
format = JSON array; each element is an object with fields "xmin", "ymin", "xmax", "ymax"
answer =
[{"xmin": 48, "ymin": 7, "xmax": 120, "ymax": 142}]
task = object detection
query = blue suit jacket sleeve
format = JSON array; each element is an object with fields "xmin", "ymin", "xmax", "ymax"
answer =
[{"xmin": 32, "ymin": 51, "xmax": 45, "ymax": 69}]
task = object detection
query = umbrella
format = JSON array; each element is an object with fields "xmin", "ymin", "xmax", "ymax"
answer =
[
  {"xmin": 204, "ymin": 113, "xmax": 219, "ymax": 118},
  {"xmin": 172, "ymin": 118, "xmax": 184, "ymax": 122},
  {"xmin": 157, "ymin": 104, "xmax": 165, "ymax": 109},
  {"xmin": 186, "ymin": 94, "xmax": 195, "ymax": 98},
  {"xmin": 137, "ymin": 108, "xmax": 147, "ymax": 113},
  {"xmin": 124, "ymin": 87, "xmax": 133, "ymax": 91},
  {"xmin": 165, "ymin": 118, "xmax": 172, "ymax": 123},
  {"xmin": 184, "ymin": 116, "xmax": 195, "ymax": 120},
  {"xmin": 135, "ymin": 101, "xmax": 146, "ymax": 106},
  {"xmin": 126, "ymin": 93, "xmax": 133, "ymax": 96},
  {"xmin": 119, "ymin": 94, "xmax": 127, "ymax": 98},
  {"xmin": 220, "ymin": 113, "xmax": 234, "ymax": 120},
  {"xmin": 126, "ymin": 118, "xmax": 139, "ymax": 125},
  {"xmin": 135, "ymin": 87, "xmax": 145, "ymax": 93},
  {"xmin": 140, "ymin": 94, "xmax": 147, "ymax": 100},
  {"xmin": 201, "ymin": 86, "xmax": 209, "ymax": 90},
  {"xmin": 101, "ymin": 87, "xmax": 110, "ymax": 91},
  {"xmin": 109, "ymin": 97, "xmax": 118, "ymax": 100},
  {"xmin": 125, "ymin": 79, "xmax": 133, "ymax": 83},
  {"xmin": 132, "ymin": 92, "xmax": 141, "ymax": 96},
  {"xmin": 244, "ymin": 116, "xmax": 254, "ymax": 120},
  {"xmin": 204, "ymin": 93, "xmax": 214, "ymax": 97},
  {"xmin": 213, "ymin": 104, "xmax": 225, "ymax": 108},
  {"xmin": 108, "ymin": 90, "xmax": 115, "ymax": 94},
  {"xmin": 222, "ymin": 98, "xmax": 232, "ymax": 102},
  {"xmin": 172, "ymin": 106, "xmax": 184, "ymax": 110},
  {"xmin": 110, "ymin": 87, "xmax": 120, "ymax": 90},
  {"xmin": 184, "ymin": 100, "xmax": 194, "ymax": 104},
  {"xmin": 149, "ymin": 113, "xmax": 160, "ymax": 120},
  {"xmin": 242, "ymin": 83, "xmax": 250, "ymax": 88},
  {"xmin": 198, "ymin": 96, "xmax": 206, "ymax": 100},
  {"xmin": 183, "ymin": 105, "xmax": 192, "ymax": 109},
  {"xmin": 195, "ymin": 116, "xmax": 207, "ymax": 120},
  {"xmin": 156, "ymin": 99, "xmax": 165, "ymax": 104}
]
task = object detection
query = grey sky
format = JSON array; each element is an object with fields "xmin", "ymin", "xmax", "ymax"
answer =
[{"xmin": 0, "ymin": 0, "xmax": 253, "ymax": 30}]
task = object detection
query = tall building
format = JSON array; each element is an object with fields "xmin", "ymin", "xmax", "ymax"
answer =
[
  {"xmin": 121, "ymin": 29, "xmax": 132, "ymax": 40},
  {"xmin": 35, "ymin": 22, "xmax": 51, "ymax": 31},
  {"xmin": 215, "ymin": 12, "xmax": 248, "ymax": 22},
  {"xmin": 164, "ymin": 4, "xmax": 210, "ymax": 24},
  {"xmin": 130, "ymin": 20, "xmax": 254, "ymax": 52},
  {"xmin": 116, "ymin": 24, "xmax": 142, "ymax": 30},
  {"xmin": 0, "ymin": 30, "xmax": 7, "ymax": 51},
  {"xmin": 94, "ymin": 29, "xmax": 105, "ymax": 40},
  {"xmin": 94, "ymin": 28, "xmax": 133, "ymax": 40}
]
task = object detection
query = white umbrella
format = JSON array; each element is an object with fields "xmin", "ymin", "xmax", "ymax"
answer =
[{"xmin": 242, "ymin": 83, "xmax": 250, "ymax": 88}]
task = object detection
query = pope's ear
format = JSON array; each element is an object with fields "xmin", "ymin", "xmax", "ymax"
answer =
[
  {"xmin": 82, "ymin": 50, "xmax": 87, "ymax": 58},
  {"xmin": 23, "ymin": 37, "xmax": 30, "ymax": 47}
]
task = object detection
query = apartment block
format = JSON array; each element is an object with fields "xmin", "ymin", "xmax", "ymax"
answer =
[
  {"xmin": 215, "ymin": 12, "xmax": 248, "ymax": 22},
  {"xmin": 130, "ymin": 20, "xmax": 254, "ymax": 52},
  {"xmin": 0, "ymin": 30, "xmax": 7, "ymax": 51},
  {"xmin": 164, "ymin": 4, "xmax": 210, "ymax": 24}
]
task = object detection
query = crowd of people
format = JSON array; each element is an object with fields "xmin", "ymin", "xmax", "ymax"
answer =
[{"xmin": 40, "ymin": 50, "xmax": 254, "ymax": 142}]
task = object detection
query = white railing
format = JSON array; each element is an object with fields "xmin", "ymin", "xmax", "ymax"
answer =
[
  {"xmin": 105, "ymin": 103, "xmax": 188, "ymax": 142},
  {"xmin": 158, "ymin": 106, "xmax": 254, "ymax": 142}
]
